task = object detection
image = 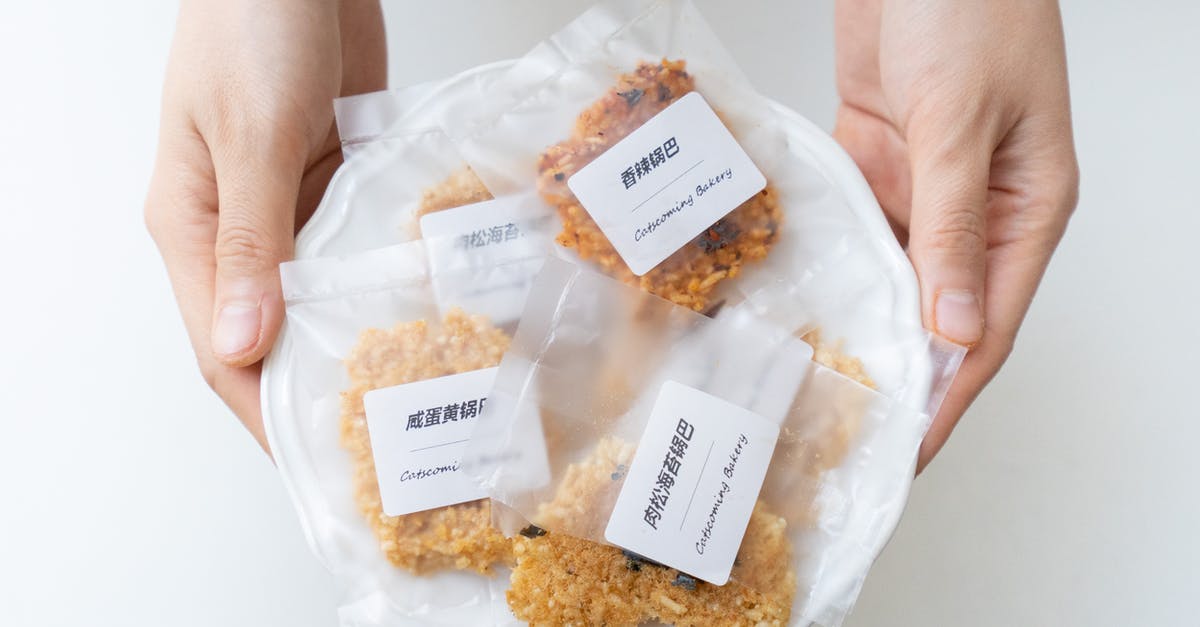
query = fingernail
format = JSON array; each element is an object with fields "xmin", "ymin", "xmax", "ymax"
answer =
[
  {"xmin": 934, "ymin": 289, "xmax": 983, "ymax": 346},
  {"xmin": 213, "ymin": 299, "xmax": 262, "ymax": 357}
]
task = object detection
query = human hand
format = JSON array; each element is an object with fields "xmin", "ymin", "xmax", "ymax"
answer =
[
  {"xmin": 832, "ymin": 0, "xmax": 1079, "ymax": 472},
  {"xmin": 145, "ymin": 0, "xmax": 386, "ymax": 452}
]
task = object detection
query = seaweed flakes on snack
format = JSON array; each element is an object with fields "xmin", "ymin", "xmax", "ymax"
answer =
[
  {"xmin": 508, "ymin": 436, "xmax": 796, "ymax": 626},
  {"xmin": 339, "ymin": 308, "xmax": 513, "ymax": 574},
  {"xmin": 508, "ymin": 508, "xmax": 794, "ymax": 626},
  {"xmin": 537, "ymin": 60, "xmax": 782, "ymax": 312}
]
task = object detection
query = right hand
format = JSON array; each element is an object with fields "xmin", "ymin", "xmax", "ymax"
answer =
[
  {"xmin": 144, "ymin": 0, "xmax": 387, "ymax": 453},
  {"xmin": 832, "ymin": 0, "xmax": 1079, "ymax": 471}
]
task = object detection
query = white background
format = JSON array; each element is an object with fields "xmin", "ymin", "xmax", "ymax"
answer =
[{"xmin": 0, "ymin": 2, "xmax": 1196, "ymax": 626}]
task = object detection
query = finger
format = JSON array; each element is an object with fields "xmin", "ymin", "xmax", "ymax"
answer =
[
  {"xmin": 295, "ymin": 126, "xmax": 344, "ymax": 231},
  {"xmin": 145, "ymin": 120, "xmax": 220, "ymax": 367},
  {"xmin": 906, "ymin": 122, "xmax": 997, "ymax": 348},
  {"xmin": 914, "ymin": 103, "xmax": 1079, "ymax": 472},
  {"xmin": 916, "ymin": 316, "xmax": 1008, "ymax": 473},
  {"xmin": 916, "ymin": 236, "xmax": 1048, "ymax": 472},
  {"xmin": 145, "ymin": 121, "xmax": 271, "ymax": 453},
  {"xmin": 145, "ymin": 126, "xmax": 270, "ymax": 452},
  {"xmin": 338, "ymin": 0, "xmax": 387, "ymax": 97},
  {"xmin": 208, "ymin": 126, "xmax": 306, "ymax": 368},
  {"xmin": 832, "ymin": 104, "xmax": 913, "ymax": 242},
  {"xmin": 210, "ymin": 359, "xmax": 271, "ymax": 455},
  {"xmin": 833, "ymin": 0, "xmax": 885, "ymax": 115},
  {"xmin": 916, "ymin": 182, "xmax": 1075, "ymax": 472}
]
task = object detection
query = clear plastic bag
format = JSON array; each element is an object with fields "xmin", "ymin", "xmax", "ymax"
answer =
[
  {"xmin": 441, "ymin": 0, "xmax": 802, "ymax": 314},
  {"xmin": 737, "ymin": 248, "xmax": 966, "ymax": 624},
  {"xmin": 459, "ymin": 258, "xmax": 933, "ymax": 626},
  {"xmin": 263, "ymin": 206, "xmax": 553, "ymax": 624},
  {"xmin": 736, "ymin": 245, "xmax": 966, "ymax": 421},
  {"xmin": 265, "ymin": 0, "xmax": 968, "ymax": 623},
  {"xmin": 296, "ymin": 66, "xmax": 501, "ymax": 258},
  {"xmin": 445, "ymin": 0, "xmax": 775, "ymax": 197},
  {"xmin": 438, "ymin": 0, "xmax": 962, "ymax": 420}
]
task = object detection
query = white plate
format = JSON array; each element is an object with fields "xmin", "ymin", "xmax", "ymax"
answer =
[{"xmin": 263, "ymin": 60, "xmax": 932, "ymax": 626}]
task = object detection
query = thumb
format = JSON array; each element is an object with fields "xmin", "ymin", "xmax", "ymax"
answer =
[
  {"xmin": 906, "ymin": 131, "xmax": 993, "ymax": 347},
  {"xmin": 209, "ymin": 133, "xmax": 304, "ymax": 367}
]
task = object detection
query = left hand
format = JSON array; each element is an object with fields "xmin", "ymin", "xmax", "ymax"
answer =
[
  {"xmin": 144, "ymin": 0, "xmax": 387, "ymax": 453},
  {"xmin": 833, "ymin": 0, "xmax": 1080, "ymax": 472}
]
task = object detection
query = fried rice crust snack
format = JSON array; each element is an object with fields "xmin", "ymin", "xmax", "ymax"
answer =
[
  {"xmin": 339, "ymin": 308, "xmax": 514, "ymax": 574},
  {"xmin": 536, "ymin": 59, "xmax": 782, "ymax": 312},
  {"xmin": 416, "ymin": 166, "xmax": 493, "ymax": 219},
  {"xmin": 506, "ymin": 437, "xmax": 796, "ymax": 626},
  {"xmin": 502, "ymin": 334, "xmax": 876, "ymax": 624}
]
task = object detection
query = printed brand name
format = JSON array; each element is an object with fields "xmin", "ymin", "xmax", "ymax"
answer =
[
  {"xmin": 641, "ymin": 418, "xmax": 696, "ymax": 530},
  {"xmin": 632, "ymin": 167, "xmax": 736, "ymax": 243},
  {"xmin": 406, "ymin": 397, "xmax": 486, "ymax": 431},
  {"xmin": 399, "ymin": 462, "xmax": 460, "ymax": 482},
  {"xmin": 620, "ymin": 137, "xmax": 681, "ymax": 189},
  {"xmin": 696, "ymin": 433, "xmax": 748, "ymax": 555}
]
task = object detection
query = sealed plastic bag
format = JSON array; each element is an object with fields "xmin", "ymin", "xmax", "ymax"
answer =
[
  {"xmin": 735, "ymin": 254, "xmax": 967, "ymax": 625},
  {"xmin": 262, "ymin": 196, "xmax": 553, "ymax": 625},
  {"xmin": 296, "ymin": 66, "xmax": 501, "ymax": 258},
  {"xmin": 465, "ymin": 257, "xmax": 813, "ymax": 625},
  {"xmin": 460, "ymin": 258, "xmax": 934, "ymax": 626},
  {"xmin": 264, "ymin": 1, "xmax": 968, "ymax": 623},
  {"xmin": 736, "ymin": 244, "xmax": 966, "ymax": 421},
  {"xmin": 444, "ymin": 0, "xmax": 912, "ymax": 324}
]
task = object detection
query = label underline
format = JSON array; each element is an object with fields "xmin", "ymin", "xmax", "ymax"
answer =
[
  {"xmin": 410, "ymin": 438, "xmax": 470, "ymax": 453},
  {"xmin": 632, "ymin": 159, "xmax": 705, "ymax": 214},
  {"xmin": 680, "ymin": 440, "xmax": 715, "ymax": 530}
]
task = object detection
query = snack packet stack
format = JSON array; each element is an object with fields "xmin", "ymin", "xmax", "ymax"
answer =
[{"xmin": 262, "ymin": 1, "xmax": 965, "ymax": 625}]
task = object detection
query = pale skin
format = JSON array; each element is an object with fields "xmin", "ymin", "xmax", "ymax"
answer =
[
  {"xmin": 146, "ymin": 0, "xmax": 1078, "ymax": 471},
  {"xmin": 833, "ymin": 0, "xmax": 1078, "ymax": 471},
  {"xmin": 145, "ymin": 0, "xmax": 386, "ymax": 452}
]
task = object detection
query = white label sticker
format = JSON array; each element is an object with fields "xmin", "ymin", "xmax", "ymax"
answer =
[
  {"xmin": 363, "ymin": 368, "xmax": 497, "ymax": 516},
  {"xmin": 419, "ymin": 195, "xmax": 553, "ymax": 325},
  {"xmin": 567, "ymin": 92, "xmax": 766, "ymax": 276},
  {"xmin": 604, "ymin": 381, "xmax": 779, "ymax": 585}
]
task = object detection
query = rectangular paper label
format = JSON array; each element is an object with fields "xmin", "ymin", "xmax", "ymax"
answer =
[
  {"xmin": 566, "ymin": 92, "xmax": 766, "ymax": 276},
  {"xmin": 604, "ymin": 380, "xmax": 780, "ymax": 585},
  {"xmin": 363, "ymin": 368, "xmax": 497, "ymax": 516},
  {"xmin": 419, "ymin": 195, "xmax": 552, "ymax": 325}
]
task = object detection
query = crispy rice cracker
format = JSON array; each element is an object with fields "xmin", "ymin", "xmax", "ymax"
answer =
[
  {"xmin": 416, "ymin": 166, "xmax": 493, "ymax": 220},
  {"xmin": 508, "ymin": 437, "xmax": 795, "ymax": 626},
  {"xmin": 536, "ymin": 59, "xmax": 782, "ymax": 312},
  {"xmin": 339, "ymin": 308, "xmax": 513, "ymax": 574}
]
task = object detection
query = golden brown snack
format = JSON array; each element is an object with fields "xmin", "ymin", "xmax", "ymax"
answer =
[
  {"xmin": 339, "ymin": 308, "xmax": 513, "ymax": 574},
  {"xmin": 509, "ymin": 333, "xmax": 876, "ymax": 623},
  {"xmin": 416, "ymin": 166, "xmax": 493, "ymax": 220},
  {"xmin": 534, "ymin": 436, "xmax": 636, "ymax": 540},
  {"xmin": 510, "ymin": 436, "xmax": 795, "ymax": 626},
  {"xmin": 508, "ymin": 504, "xmax": 794, "ymax": 627},
  {"xmin": 759, "ymin": 331, "xmax": 880, "ymax": 525},
  {"xmin": 801, "ymin": 328, "xmax": 876, "ymax": 389},
  {"xmin": 537, "ymin": 59, "xmax": 782, "ymax": 312}
]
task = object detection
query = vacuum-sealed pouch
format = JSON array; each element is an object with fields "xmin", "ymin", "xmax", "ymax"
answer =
[
  {"xmin": 462, "ymin": 258, "xmax": 932, "ymax": 626},
  {"xmin": 445, "ymin": 0, "xmax": 810, "ymax": 313},
  {"xmin": 263, "ymin": 201, "xmax": 552, "ymax": 624},
  {"xmin": 297, "ymin": 70, "xmax": 498, "ymax": 258},
  {"xmin": 734, "ymin": 256, "xmax": 965, "ymax": 626},
  {"xmin": 465, "ymin": 257, "xmax": 810, "ymax": 624},
  {"xmin": 737, "ymin": 245, "xmax": 967, "ymax": 421}
]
